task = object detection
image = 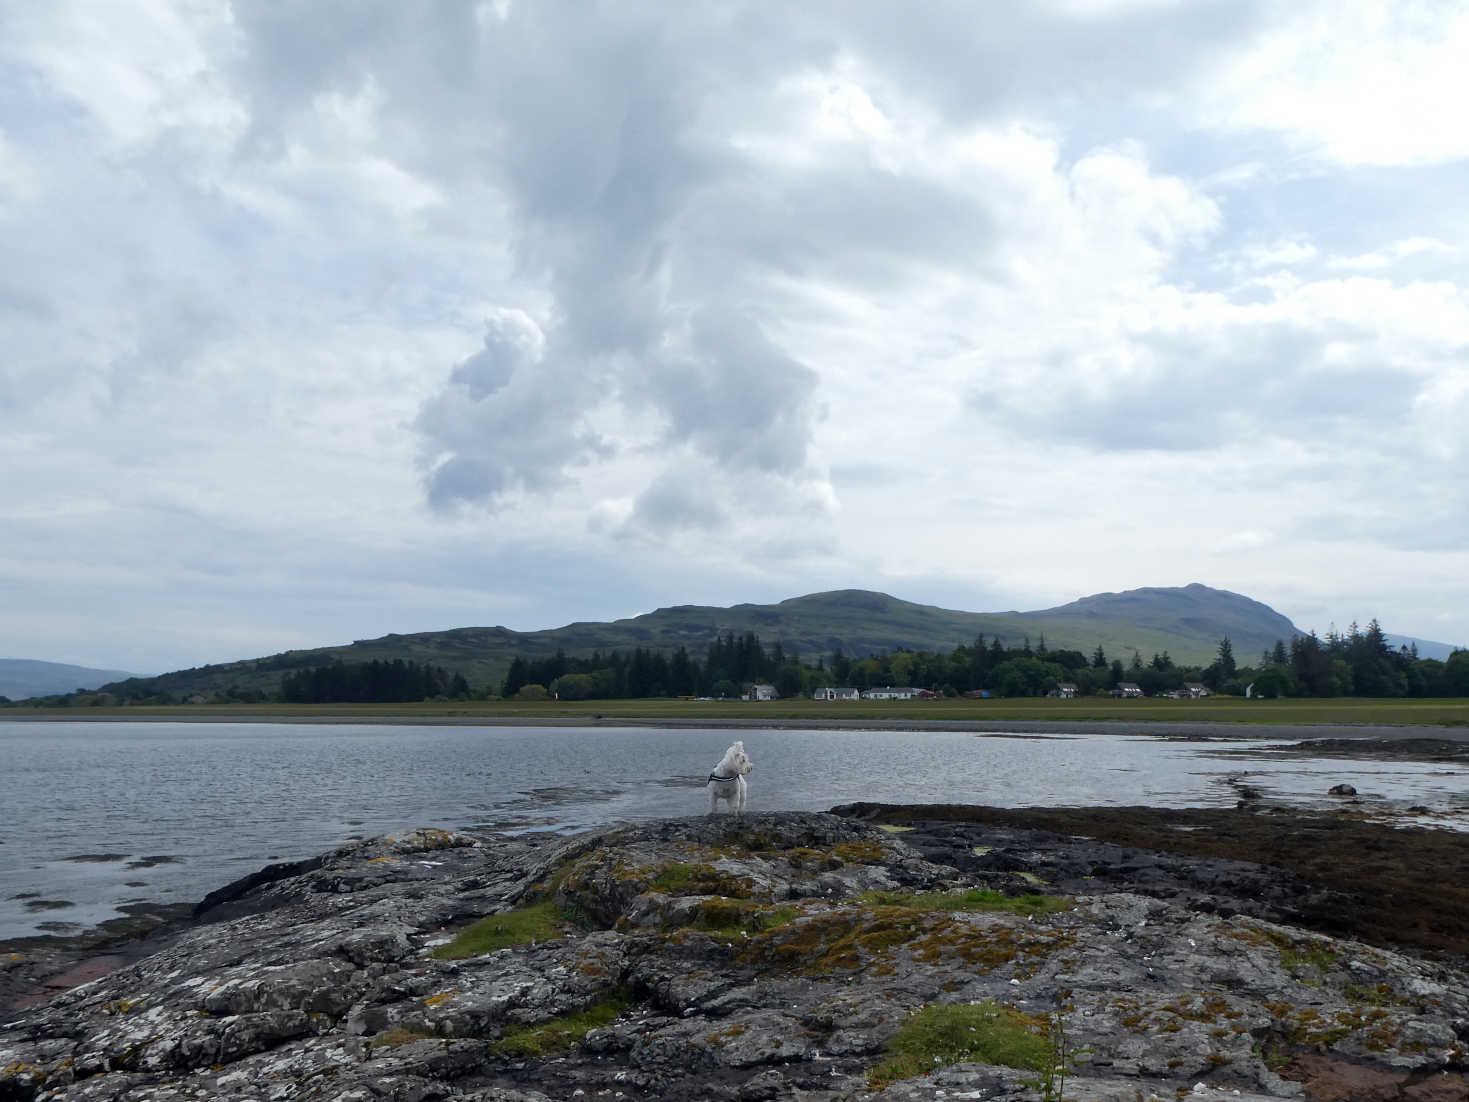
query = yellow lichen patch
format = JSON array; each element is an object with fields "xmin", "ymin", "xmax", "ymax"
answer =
[
  {"xmin": 574, "ymin": 954, "xmax": 612, "ymax": 980},
  {"xmin": 423, "ymin": 989, "xmax": 460, "ymax": 1008},
  {"xmin": 909, "ymin": 920, "xmax": 1075, "ymax": 978},
  {"xmin": 738, "ymin": 902, "xmax": 1073, "ymax": 980},
  {"xmin": 1237, "ymin": 922, "xmax": 1340, "ymax": 978},
  {"xmin": 1221, "ymin": 924, "xmax": 1276, "ymax": 949},
  {"xmin": 1107, "ymin": 993, "xmax": 1248, "ymax": 1038},
  {"xmin": 772, "ymin": 846, "xmax": 845, "ymax": 871},
  {"xmin": 555, "ymin": 848, "xmax": 764, "ymax": 909},
  {"xmin": 739, "ymin": 906, "xmax": 930, "ymax": 974},
  {"xmin": 857, "ymin": 887, "xmax": 1070, "ymax": 917},
  {"xmin": 366, "ymin": 856, "xmax": 399, "ymax": 865},
  {"xmin": 830, "ymin": 841, "xmax": 889, "ymax": 864},
  {"xmin": 1, "ymin": 1063, "xmax": 47, "ymax": 1083},
  {"xmin": 103, "ymin": 998, "xmax": 144, "ymax": 1016},
  {"xmin": 1262, "ymin": 1002, "xmax": 1398, "ymax": 1049},
  {"xmin": 371, "ymin": 1028, "xmax": 434, "ymax": 1049},
  {"xmin": 1170, "ymin": 994, "xmax": 1235, "ymax": 1023},
  {"xmin": 875, "ymin": 824, "xmax": 915, "ymax": 834},
  {"xmin": 393, "ymin": 827, "xmax": 468, "ymax": 854},
  {"xmin": 705, "ymin": 1023, "xmax": 748, "ymax": 1046}
]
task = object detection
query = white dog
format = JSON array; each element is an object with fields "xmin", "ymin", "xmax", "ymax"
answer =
[{"xmin": 706, "ymin": 740, "xmax": 752, "ymax": 817}]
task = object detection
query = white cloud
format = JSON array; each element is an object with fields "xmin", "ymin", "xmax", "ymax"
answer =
[
  {"xmin": 3, "ymin": 0, "xmax": 1469, "ymax": 670},
  {"xmin": 0, "ymin": 1, "xmax": 245, "ymax": 153},
  {"xmin": 1235, "ymin": 239, "xmax": 1318, "ymax": 271},
  {"xmin": 1329, "ymin": 236, "xmax": 1457, "ymax": 271},
  {"xmin": 1199, "ymin": 0, "xmax": 1469, "ymax": 166}
]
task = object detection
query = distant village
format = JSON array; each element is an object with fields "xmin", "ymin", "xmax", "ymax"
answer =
[{"xmin": 737, "ymin": 681, "xmax": 1213, "ymax": 701}]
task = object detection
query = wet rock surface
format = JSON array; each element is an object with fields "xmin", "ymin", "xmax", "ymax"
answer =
[{"xmin": 1, "ymin": 810, "xmax": 1466, "ymax": 1101}]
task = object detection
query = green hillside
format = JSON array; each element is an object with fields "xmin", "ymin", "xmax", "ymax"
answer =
[{"xmin": 88, "ymin": 583, "xmax": 1302, "ymax": 701}]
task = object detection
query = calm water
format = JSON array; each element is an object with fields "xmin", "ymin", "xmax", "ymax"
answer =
[{"xmin": 2, "ymin": 721, "xmax": 1466, "ymax": 941}]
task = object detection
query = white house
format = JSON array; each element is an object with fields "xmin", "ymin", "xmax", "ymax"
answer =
[
  {"xmin": 746, "ymin": 683, "xmax": 777, "ymax": 701},
  {"xmin": 1050, "ymin": 682, "xmax": 1078, "ymax": 699},
  {"xmin": 1182, "ymin": 682, "xmax": 1210, "ymax": 698},
  {"xmin": 1112, "ymin": 682, "xmax": 1144, "ymax": 698},
  {"xmin": 812, "ymin": 686, "xmax": 861, "ymax": 701},
  {"xmin": 863, "ymin": 686, "xmax": 916, "ymax": 700}
]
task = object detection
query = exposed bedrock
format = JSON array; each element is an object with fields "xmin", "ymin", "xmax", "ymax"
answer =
[{"xmin": 1, "ymin": 811, "xmax": 1465, "ymax": 1101}]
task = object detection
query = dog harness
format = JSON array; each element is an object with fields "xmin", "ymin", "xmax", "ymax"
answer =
[{"xmin": 706, "ymin": 771, "xmax": 741, "ymax": 785}]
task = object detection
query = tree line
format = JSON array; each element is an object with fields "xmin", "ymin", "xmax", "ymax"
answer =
[
  {"xmin": 280, "ymin": 659, "xmax": 472, "ymax": 703},
  {"xmin": 502, "ymin": 632, "xmax": 796, "ymax": 700},
  {"xmin": 9, "ymin": 618, "xmax": 1465, "ymax": 707},
  {"xmin": 500, "ymin": 631, "xmax": 1189, "ymax": 700},
  {"xmin": 497, "ymin": 623, "xmax": 1469, "ymax": 701},
  {"xmin": 1248, "ymin": 620, "xmax": 1469, "ymax": 699}
]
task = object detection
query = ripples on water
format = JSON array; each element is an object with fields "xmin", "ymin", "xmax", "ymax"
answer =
[{"xmin": 0, "ymin": 721, "xmax": 1464, "ymax": 940}]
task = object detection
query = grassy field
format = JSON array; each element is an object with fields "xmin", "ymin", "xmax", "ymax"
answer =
[{"xmin": 9, "ymin": 696, "xmax": 1469, "ymax": 727}]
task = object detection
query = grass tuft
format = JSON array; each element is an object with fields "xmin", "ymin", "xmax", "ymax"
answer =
[
  {"xmin": 858, "ymin": 887, "xmax": 1070, "ymax": 917},
  {"xmin": 683, "ymin": 898, "xmax": 800, "ymax": 937},
  {"xmin": 869, "ymin": 1001, "xmax": 1049, "ymax": 1088},
  {"xmin": 648, "ymin": 861, "xmax": 758, "ymax": 898},
  {"xmin": 431, "ymin": 901, "xmax": 570, "ymax": 959},
  {"xmin": 492, "ymin": 990, "xmax": 631, "ymax": 1058}
]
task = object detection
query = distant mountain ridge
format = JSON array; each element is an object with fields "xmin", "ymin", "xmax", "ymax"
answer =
[
  {"xmin": 0, "ymin": 659, "xmax": 138, "ymax": 701},
  {"xmin": 1383, "ymin": 634, "xmax": 1459, "ymax": 662},
  {"xmin": 78, "ymin": 583, "xmax": 1331, "ymax": 700}
]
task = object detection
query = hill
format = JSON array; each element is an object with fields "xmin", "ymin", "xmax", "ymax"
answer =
[
  {"xmin": 0, "ymin": 659, "xmax": 138, "ymax": 701},
  {"xmin": 1016, "ymin": 583, "xmax": 1302, "ymax": 669},
  {"xmin": 85, "ymin": 583, "xmax": 1308, "ymax": 700},
  {"xmin": 1384, "ymin": 634, "xmax": 1460, "ymax": 661}
]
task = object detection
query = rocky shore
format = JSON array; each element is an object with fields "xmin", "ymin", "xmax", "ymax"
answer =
[{"xmin": 3, "ymin": 806, "xmax": 1468, "ymax": 1102}]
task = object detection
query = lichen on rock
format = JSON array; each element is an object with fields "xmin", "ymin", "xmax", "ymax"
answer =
[{"xmin": 3, "ymin": 809, "xmax": 1467, "ymax": 1101}]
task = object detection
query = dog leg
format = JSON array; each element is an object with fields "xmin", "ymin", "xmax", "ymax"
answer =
[
  {"xmin": 708, "ymin": 786, "xmax": 718, "ymax": 816},
  {"xmin": 735, "ymin": 776, "xmax": 746, "ymax": 818}
]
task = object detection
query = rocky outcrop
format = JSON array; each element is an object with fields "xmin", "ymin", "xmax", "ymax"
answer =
[{"xmin": 3, "ymin": 812, "xmax": 1467, "ymax": 1101}]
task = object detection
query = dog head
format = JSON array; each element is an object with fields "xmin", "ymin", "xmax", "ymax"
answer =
[{"xmin": 718, "ymin": 740, "xmax": 752, "ymax": 776}]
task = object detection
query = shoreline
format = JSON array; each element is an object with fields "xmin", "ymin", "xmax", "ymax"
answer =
[{"xmin": 7, "ymin": 710, "xmax": 1469, "ymax": 742}]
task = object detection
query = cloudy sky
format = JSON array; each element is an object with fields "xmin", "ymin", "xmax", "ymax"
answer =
[{"xmin": 4, "ymin": 1, "xmax": 1468, "ymax": 674}]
